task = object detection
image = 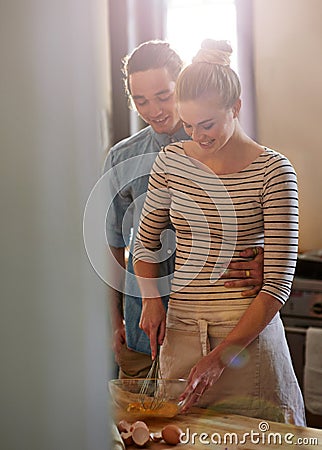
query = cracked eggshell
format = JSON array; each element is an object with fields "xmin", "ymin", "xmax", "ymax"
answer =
[
  {"xmin": 117, "ymin": 419, "xmax": 132, "ymax": 433},
  {"xmin": 131, "ymin": 421, "xmax": 150, "ymax": 447},
  {"xmin": 151, "ymin": 431, "xmax": 163, "ymax": 442},
  {"xmin": 120, "ymin": 431, "xmax": 133, "ymax": 446}
]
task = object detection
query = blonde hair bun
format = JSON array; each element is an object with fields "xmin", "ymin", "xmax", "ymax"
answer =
[{"xmin": 193, "ymin": 39, "xmax": 232, "ymax": 66}]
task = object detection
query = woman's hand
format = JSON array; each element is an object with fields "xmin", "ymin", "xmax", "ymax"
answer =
[
  {"xmin": 179, "ymin": 350, "xmax": 226, "ymax": 413},
  {"xmin": 139, "ymin": 297, "xmax": 166, "ymax": 360}
]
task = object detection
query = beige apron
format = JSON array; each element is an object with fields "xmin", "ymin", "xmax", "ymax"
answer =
[{"xmin": 160, "ymin": 299, "xmax": 306, "ymax": 426}]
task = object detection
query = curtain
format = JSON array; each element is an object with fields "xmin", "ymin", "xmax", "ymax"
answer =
[
  {"xmin": 235, "ymin": 0, "xmax": 257, "ymax": 139},
  {"xmin": 108, "ymin": 0, "xmax": 167, "ymax": 145}
]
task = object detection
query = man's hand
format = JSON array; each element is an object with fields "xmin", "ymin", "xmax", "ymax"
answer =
[
  {"xmin": 108, "ymin": 246, "xmax": 127, "ymax": 361},
  {"xmin": 113, "ymin": 322, "xmax": 126, "ymax": 359},
  {"xmin": 222, "ymin": 246, "xmax": 264, "ymax": 296}
]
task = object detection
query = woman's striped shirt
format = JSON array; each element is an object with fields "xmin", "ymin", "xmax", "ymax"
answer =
[{"xmin": 133, "ymin": 143, "xmax": 298, "ymax": 304}]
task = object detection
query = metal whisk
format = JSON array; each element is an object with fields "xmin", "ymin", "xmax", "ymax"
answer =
[{"xmin": 138, "ymin": 351, "xmax": 165, "ymax": 410}]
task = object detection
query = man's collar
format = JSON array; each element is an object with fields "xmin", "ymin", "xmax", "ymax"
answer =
[{"xmin": 153, "ymin": 126, "xmax": 189, "ymax": 148}]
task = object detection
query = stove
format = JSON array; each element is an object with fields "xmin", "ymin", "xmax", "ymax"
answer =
[
  {"xmin": 281, "ymin": 277, "xmax": 322, "ymax": 328},
  {"xmin": 281, "ymin": 273, "xmax": 322, "ymax": 428}
]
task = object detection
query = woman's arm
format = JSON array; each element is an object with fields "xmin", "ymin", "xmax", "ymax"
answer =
[
  {"xmin": 134, "ymin": 259, "xmax": 166, "ymax": 360},
  {"xmin": 133, "ymin": 149, "xmax": 171, "ymax": 359}
]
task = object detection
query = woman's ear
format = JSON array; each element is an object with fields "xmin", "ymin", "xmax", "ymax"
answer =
[{"xmin": 232, "ymin": 98, "xmax": 241, "ymax": 118}]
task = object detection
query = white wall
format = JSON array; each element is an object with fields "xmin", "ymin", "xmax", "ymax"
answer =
[
  {"xmin": 253, "ymin": 0, "xmax": 322, "ymax": 252},
  {"xmin": 0, "ymin": 1, "xmax": 112, "ymax": 449}
]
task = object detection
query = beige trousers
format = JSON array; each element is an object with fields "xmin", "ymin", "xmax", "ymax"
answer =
[
  {"xmin": 117, "ymin": 343, "xmax": 152, "ymax": 379},
  {"xmin": 160, "ymin": 299, "xmax": 306, "ymax": 426}
]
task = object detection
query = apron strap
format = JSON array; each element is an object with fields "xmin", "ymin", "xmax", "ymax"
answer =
[{"xmin": 198, "ymin": 319, "xmax": 210, "ymax": 356}]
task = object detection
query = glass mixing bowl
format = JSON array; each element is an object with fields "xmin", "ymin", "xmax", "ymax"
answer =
[{"xmin": 108, "ymin": 378, "xmax": 187, "ymax": 418}]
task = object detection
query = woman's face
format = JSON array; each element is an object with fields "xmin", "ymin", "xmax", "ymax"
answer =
[{"xmin": 178, "ymin": 95, "xmax": 240, "ymax": 155}]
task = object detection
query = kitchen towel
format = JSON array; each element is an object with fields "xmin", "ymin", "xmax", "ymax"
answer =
[
  {"xmin": 304, "ymin": 327, "xmax": 322, "ymax": 415},
  {"xmin": 111, "ymin": 423, "xmax": 125, "ymax": 450}
]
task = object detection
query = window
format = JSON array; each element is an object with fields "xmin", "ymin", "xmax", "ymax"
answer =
[
  {"xmin": 166, "ymin": 0, "xmax": 257, "ymax": 138},
  {"xmin": 166, "ymin": 0, "xmax": 237, "ymax": 70}
]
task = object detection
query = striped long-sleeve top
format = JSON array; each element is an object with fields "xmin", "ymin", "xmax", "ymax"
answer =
[{"xmin": 133, "ymin": 143, "xmax": 298, "ymax": 304}]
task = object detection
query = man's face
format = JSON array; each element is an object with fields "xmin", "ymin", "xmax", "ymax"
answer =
[{"xmin": 129, "ymin": 67, "xmax": 182, "ymax": 135}]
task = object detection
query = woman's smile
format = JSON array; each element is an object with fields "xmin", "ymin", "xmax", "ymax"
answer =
[{"xmin": 198, "ymin": 139, "xmax": 215, "ymax": 150}]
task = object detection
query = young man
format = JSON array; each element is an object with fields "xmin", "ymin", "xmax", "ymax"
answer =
[{"xmin": 104, "ymin": 40, "xmax": 263, "ymax": 379}]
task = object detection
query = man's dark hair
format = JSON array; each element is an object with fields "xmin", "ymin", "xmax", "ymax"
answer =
[{"xmin": 122, "ymin": 40, "xmax": 183, "ymax": 101}]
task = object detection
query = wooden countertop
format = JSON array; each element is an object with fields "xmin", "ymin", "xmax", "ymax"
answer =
[{"xmin": 113, "ymin": 407, "xmax": 322, "ymax": 449}]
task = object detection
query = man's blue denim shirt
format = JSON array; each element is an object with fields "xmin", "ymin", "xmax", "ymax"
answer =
[{"xmin": 104, "ymin": 125, "xmax": 189, "ymax": 355}]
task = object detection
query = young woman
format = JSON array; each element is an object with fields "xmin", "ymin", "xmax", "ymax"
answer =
[
  {"xmin": 133, "ymin": 40, "xmax": 305, "ymax": 425},
  {"xmin": 105, "ymin": 40, "xmax": 264, "ymax": 379}
]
